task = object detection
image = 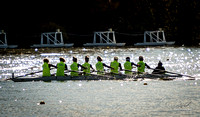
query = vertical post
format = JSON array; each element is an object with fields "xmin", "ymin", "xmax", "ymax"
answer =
[
  {"xmin": 60, "ymin": 32, "xmax": 64, "ymax": 44},
  {"xmin": 47, "ymin": 34, "xmax": 50, "ymax": 44},
  {"xmin": 93, "ymin": 32, "xmax": 96, "ymax": 43},
  {"xmin": 54, "ymin": 32, "xmax": 57, "ymax": 44},
  {"xmin": 41, "ymin": 33, "xmax": 43, "ymax": 44},
  {"xmin": 162, "ymin": 31, "xmax": 166, "ymax": 42},
  {"xmin": 150, "ymin": 32, "xmax": 153, "ymax": 42},
  {"xmin": 144, "ymin": 31, "xmax": 146, "ymax": 43},
  {"xmin": 157, "ymin": 31, "xmax": 159, "ymax": 42},
  {"xmin": 112, "ymin": 31, "xmax": 116, "ymax": 43},
  {"xmin": 4, "ymin": 32, "xmax": 7, "ymax": 45}
]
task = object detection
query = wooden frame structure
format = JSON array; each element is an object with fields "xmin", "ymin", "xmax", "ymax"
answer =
[
  {"xmin": 83, "ymin": 29, "xmax": 125, "ymax": 47},
  {"xmin": 0, "ymin": 30, "xmax": 18, "ymax": 48},
  {"xmin": 134, "ymin": 30, "xmax": 175, "ymax": 46},
  {"xmin": 31, "ymin": 30, "xmax": 74, "ymax": 48}
]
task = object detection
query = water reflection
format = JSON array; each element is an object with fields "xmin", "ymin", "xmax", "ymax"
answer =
[{"xmin": 0, "ymin": 47, "xmax": 200, "ymax": 79}]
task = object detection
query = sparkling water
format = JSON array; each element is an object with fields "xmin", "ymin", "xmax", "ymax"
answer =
[{"xmin": 0, "ymin": 47, "xmax": 200, "ymax": 116}]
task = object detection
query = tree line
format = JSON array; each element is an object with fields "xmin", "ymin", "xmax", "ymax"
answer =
[{"xmin": 1, "ymin": 0, "xmax": 200, "ymax": 47}]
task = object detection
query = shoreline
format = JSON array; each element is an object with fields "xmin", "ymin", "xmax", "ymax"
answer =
[{"xmin": 0, "ymin": 45, "xmax": 199, "ymax": 55}]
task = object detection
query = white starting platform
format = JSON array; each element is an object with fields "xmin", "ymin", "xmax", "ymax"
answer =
[
  {"xmin": 83, "ymin": 29, "xmax": 126, "ymax": 47},
  {"xmin": 0, "ymin": 30, "xmax": 18, "ymax": 49},
  {"xmin": 134, "ymin": 30, "xmax": 175, "ymax": 46},
  {"xmin": 31, "ymin": 30, "xmax": 74, "ymax": 48}
]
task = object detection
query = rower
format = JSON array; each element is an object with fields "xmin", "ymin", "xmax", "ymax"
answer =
[
  {"xmin": 96, "ymin": 56, "xmax": 113, "ymax": 74},
  {"xmin": 82, "ymin": 56, "xmax": 95, "ymax": 76},
  {"xmin": 110, "ymin": 56, "xmax": 123, "ymax": 75},
  {"xmin": 152, "ymin": 61, "xmax": 166, "ymax": 74},
  {"xmin": 137, "ymin": 56, "xmax": 151, "ymax": 74},
  {"xmin": 70, "ymin": 56, "xmax": 86, "ymax": 77},
  {"xmin": 56, "ymin": 57, "xmax": 68, "ymax": 76},
  {"xmin": 42, "ymin": 58, "xmax": 56, "ymax": 77},
  {"xmin": 123, "ymin": 57, "xmax": 137, "ymax": 75}
]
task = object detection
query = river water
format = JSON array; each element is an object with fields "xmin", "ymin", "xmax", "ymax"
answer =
[{"xmin": 0, "ymin": 46, "xmax": 200, "ymax": 116}]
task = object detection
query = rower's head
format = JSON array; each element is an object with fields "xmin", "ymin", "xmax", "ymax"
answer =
[
  {"xmin": 139, "ymin": 56, "xmax": 143, "ymax": 61},
  {"xmin": 59, "ymin": 57, "xmax": 65, "ymax": 62},
  {"xmin": 43, "ymin": 58, "xmax": 49, "ymax": 63},
  {"xmin": 126, "ymin": 57, "xmax": 130, "ymax": 61},
  {"xmin": 85, "ymin": 56, "xmax": 89, "ymax": 62},
  {"xmin": 73, "ymin": 56, "xmax": 77, "ymax": 62},
  {"xmin": 114, "ymin": 56, "xmax": 118, "ymax": 61},
  {"xmin": 158, "ymin": 61, "xmax": 163, "ymax": 66},
  {"xmin": 97, "ymin": 56, "xmax": 102, "ymax": 61}
]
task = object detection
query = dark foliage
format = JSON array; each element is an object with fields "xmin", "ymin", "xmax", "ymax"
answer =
[{"xmin": 0, "ymin": 0, "xmax": 200, "ymax": 48}]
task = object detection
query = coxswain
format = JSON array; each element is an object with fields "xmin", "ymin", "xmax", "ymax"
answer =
[
  {"xmin": 137, "ymin": 56, "xmax": 151, "ymax": 74},
  {"xmin": 95, "ymin": 56, "xmax": 113, "ymax": 74},
  {"xmin": 110, "ymin": 56, "xmax": 123, "ymax": 75},
  {"xmin": 70, "ymin": 56, "xmax": 86, "ymax": 77},
  {"xmin": 42, "ymin": 58, "xmax": 56, "ymax": 77},
  {"xmin": 123, "ymin": 57, "xmax": 138, "ymax": 75},
  {"xmin": 82, "ymin": 56, "xmax": 95, "ymax": 76},
  {"xmin": 56, "ymin": 57, "xmax": 68, "ymax": 76},
  {"xmin": 152, "ymin": 61, "xmax": 166, "ymax": 74}
]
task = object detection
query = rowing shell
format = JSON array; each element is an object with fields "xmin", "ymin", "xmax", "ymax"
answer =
[
  {"xmin": 10, "ymin": 75, "xmax": 127, "ymax": 82},
  {"xmin": 9, "ymin": 73, "xmax": 184, "ymax": 82}
]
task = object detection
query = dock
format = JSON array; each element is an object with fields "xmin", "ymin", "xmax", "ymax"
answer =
[
  {"xmin": 31, "ymin": 29, "xmax": 74, "ymax": 48},
  {"xmin": 134, "ymin": 29, "xmax": 175, "ymax": 46},
  {"xmin": 83, "ymin": 29, "xmax": 126, "ymax": 47},
  {"xmin": 0, "ymin": 30, "xmax": 18, "ymax": 48}
]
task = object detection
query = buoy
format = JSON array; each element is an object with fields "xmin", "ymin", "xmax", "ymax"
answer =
[
  {"xmin": 40, "ymin": 101, "xmax": 45, "ymax": 105},
  {"xmin": 143, "ymin": 83, "xmax": 148, "ymax": 85}
]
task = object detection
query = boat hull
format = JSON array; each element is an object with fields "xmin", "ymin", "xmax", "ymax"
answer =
[
  {"xmin": 10, "ymin": 74, "xmax": 128, "ymax": 82},
  {"xmin": 9, "ymin": 73, "xmax": 182, "ymax": 82}
]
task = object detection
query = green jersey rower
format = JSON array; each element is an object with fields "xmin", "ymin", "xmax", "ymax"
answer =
[
  {"xmin": 137, "ymin": 56, "xmax": 151, "ymax": 74},
  {"xmin": 110, "ymin": 56, "xmax": 123, "ymax": 74},
  {"xmin": 123, "ymin": 57, "xmax": 138, "ymax": 75},
  {"xmin": 56, "ymin": 57, "xmax": 68, "ymax": 76},
  {"xmin": 70, "ymin": 56, "xmax": 86, "ymax": 77},
  {"xmin": 82, "ymin": 56, "xmax": 95, "ymax": 76},
  {"xmin": 96, "ymin": 56, "xmax": 113, "ymax": 74},
  {"xmin": 42, "ymin": 58, "xmax": 56, "ymax": 77}
]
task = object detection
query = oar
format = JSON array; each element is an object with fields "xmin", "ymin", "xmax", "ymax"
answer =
[
  {"xmin": 87, "ymin": 73, "xmax": 114, "ymax": 79},
  {"xmin": 98, "ymin": 69, "xmax": 137, "ymax": 78},
  {"xmin": 14, "ymin": 70, "xmax": 43, "ymax": 78},
  {"xmin": 12, "ymin": 68, "xmax": 56, "ymax": 79},
  {"xmin": 64, "ymin": 70, "xmax": 83, "ymax": 74},
  {"xmin": 66, "ymin": 70, "xmax": 114, "ymax": 79},
  {"xmin": 18, "ymin": 66, "xmax": 40, "ymax": 71},
  {"xmin": 148, "ymin": 68, "xmax": 195, "ymax": 78},
  {"xmin": 122, "ymin": 69, "xmax": 137, "ymax": 74},
  {"xmin": 92, "ymin": 70, "xmax": 120, "ymax": 78}
]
